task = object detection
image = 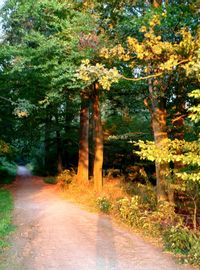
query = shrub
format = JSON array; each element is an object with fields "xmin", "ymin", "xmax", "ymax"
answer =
[
  {"xmin": 116, "ymin": 197, "xmax": 183, "ymax": 238},
  {"xmin": 150, "ymin": 201, "xmax": 182, "ymax": 229},
  {"xmin": 163, "ymin": 225, "xmax": 200, "ymax": 266},
  {"xmin": 116, "ymin": 196, "xmax": 158, "ymax": 236},
  {"xmin": 56, "ymin": 169, "xmax": 75, "ymax": 189},
  {"xmin": 102, "ymin": 178, "xmax": 125, "ymax": 201},
  {"xmin": 0, "ymin": 158, "xmax": 17, "ymax": 184},
  {"xmin": 43, "ymin": 177, "xmax": 57, "ymax": 185},
  {"xmin": 117, "ymin": 196, "xmax": 144, "ymax": 226},
  {"xmin": 163, "ymin": 226, "xmax": 193, "ymax": 254},
  {"xmin": 187, "ymin": 238, "xmax": 200, "ymax": 265},
  {"xmin": 96, "ymin": 197, "xmax": 112, "ymax": 213},
  {"xmin": 123, "ymin": 182, "xmax": 157, "ymax": 210}
]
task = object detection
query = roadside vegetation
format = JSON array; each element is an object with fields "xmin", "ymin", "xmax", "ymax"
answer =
[
  {"xmin": 0, "ymin": 161, "xmax": 17, "ymax": 185},
  {"xmin": 0, "ymin": 141, "xmax": 17, "ymax": 185},
  {"xmin": 0, "ymin": 189, "xmax": 14, "ymax": 250}
]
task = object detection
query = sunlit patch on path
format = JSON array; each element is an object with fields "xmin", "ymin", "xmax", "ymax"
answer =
[
  {"xmin": 17, "ymin": 166, "xmax": 31, "ymax": 176},
  {"xmin": 1, "ymin": 176, "xmax": 196, "ymax": 270}
]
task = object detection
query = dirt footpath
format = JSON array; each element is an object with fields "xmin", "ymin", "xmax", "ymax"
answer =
[{"xmin": 1, "ymin": 176, "xmax": 198, "ymax": 270}]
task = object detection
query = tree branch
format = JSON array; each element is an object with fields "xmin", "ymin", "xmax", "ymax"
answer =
[
  {"xmin": 120, "ymin": 72, "xmax": 163, "ymax": 81},
  {"xmin": 0, "ymin": 96, "xmax": 17, "ymax": 105},
  {"xmin": 120, "ymin": 59, "xmax": 189, "ymax": 82}
]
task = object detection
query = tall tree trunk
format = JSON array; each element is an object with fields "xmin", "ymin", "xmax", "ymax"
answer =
[
  {"xmin": 57, "ymin": 150, "xmax": 63, "ymax": 173},
  {"xmin": 55, "ymin": 112, "xmax": 63, "ymax": 174},
  {"xmin": 89, "ymin": 102, "xmax": 95, "ymax": 178},
  {"xmin": 172, "ymin": 84, "xmax": 185, "ymax": 171},
  {"xmin": 44, "ymin": 114, "xmax": 50, "ymax": 176},
  {"xmin": 152, "ymin": 107, "xmax": 170, "ymax": 202},
  {"xmin": 77, "ymin": 91, "xmax": 89, "ymax": 185},
  {"xmin": 93, "ymin": 83, "xmax": 103, "ymax": 192},
  {"xmin": 149, "ymin": 80, "xmax": 171, "ymax": 202}
]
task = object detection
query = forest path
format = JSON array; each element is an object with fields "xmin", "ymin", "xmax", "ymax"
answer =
[{"xmin": 1, "ymin": 175, "xmax": 197, "ymax": 270}]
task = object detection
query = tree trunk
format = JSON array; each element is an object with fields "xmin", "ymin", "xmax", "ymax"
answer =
[
  {"xmin": 44, "ymin": 114, "xmax": 50, "ymax": 176},
  {"xmin": 193, "ymin": 198, "xmax": 197, "ymax": 231},
  {"xmin": 77, "ymin": 91, "xmax": 89, "ymax": 185},
  {"xmin": 89, "ymin": 102, "xmax": 95, "ymax": 178},
  {"xmin": 172, "ymin": 85, "xmax": 185, "ymax": 170},
  {"xmin": 57, "ymin": 150, "xmax": 63, "ymax": 173},
  {"xmin": 55, "ymin": 113, "xmax": 63, "ymax": 174},
  {"xmin": 152, "ymin": 107, "xmax": 170, "ymax": 202},
  {"xmin": 93, "ymin": 83, "xmax": 103, "ymax": 192},
  {"xmin": 149, "ymin": 80, "xmax": 171, "ymax": 202},
  {"xmin": 151, "ymin": 0, "xmax": 162, "ymax": 8}
]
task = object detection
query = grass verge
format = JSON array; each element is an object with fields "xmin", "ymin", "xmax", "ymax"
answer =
[{"xmin": 0, "ymin": 189, "xmax": 14, "ymax": 251}]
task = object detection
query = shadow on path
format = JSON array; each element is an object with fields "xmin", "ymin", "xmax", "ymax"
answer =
[{"xmin": 96, "ymin": 216, "xmax": 118, "ymax": 270}]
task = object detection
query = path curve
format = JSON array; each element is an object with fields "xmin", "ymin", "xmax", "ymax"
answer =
[{"xmin": 2, "ymin": 176, "xmax": 198, "ymax": 270}]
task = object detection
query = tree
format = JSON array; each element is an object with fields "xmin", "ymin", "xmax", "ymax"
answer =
[
  {"xmin": 0, "ymin": 0, "xmax": 95, "ymax": 174},
  {"xmin": 78, "ymin": 2, "xmax": 199, "ymax": 201}
]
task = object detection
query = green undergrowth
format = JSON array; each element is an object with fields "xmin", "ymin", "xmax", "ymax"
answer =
[
  {"xmin": 163, "ymin": 226, "xmax": 200, "ymax": 266},
  {"xmin": 0, "ymin": 159, "xmax": 17, "ymax": 185},
  {"xmin": 43, "ymin": 176, "xmax": 57, "ymax": 185},
  {"xmin": 57, "ymin": 170, "xmax": 200, "ymax": 267},
  {"xmin": 0, "ymin": 189, "xmax": 14, "ymax": 250}
]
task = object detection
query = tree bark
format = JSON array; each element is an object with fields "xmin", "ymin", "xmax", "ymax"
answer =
[
  {"xmin": 93, "ymin": 83, "xmax": 103, "ymax": 192},
  {"xmin": 77, "ymin": 91, "xmax": 89, "ymax": 185},
  {"xmin": 149, "ymin": 80, "xmax": 171, "ymax": 202},
  {"xmin": 44, "ymin": 114, "xmax": 50, "ymax": 176},
  {"xmin": 152, "ymin": 109, "xmax": 171, "ymax": 202},
  {"xmin": 151, "ymin": 0, "xmax": 162, "ymax": 8},
  {"xmin": 89, "ymin": 102, "xmax": 95, "ymax": 178},
  {"xmin": 193, "ymin": 198, "xmax": 197, "ymax": 231},
  {"xmin": 172, "ymin": 84, "xmax": 185, "ymax": 170},
  {"xmin": 55, "ymin": 112, "xmax": 63, "ymax": 174}
]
